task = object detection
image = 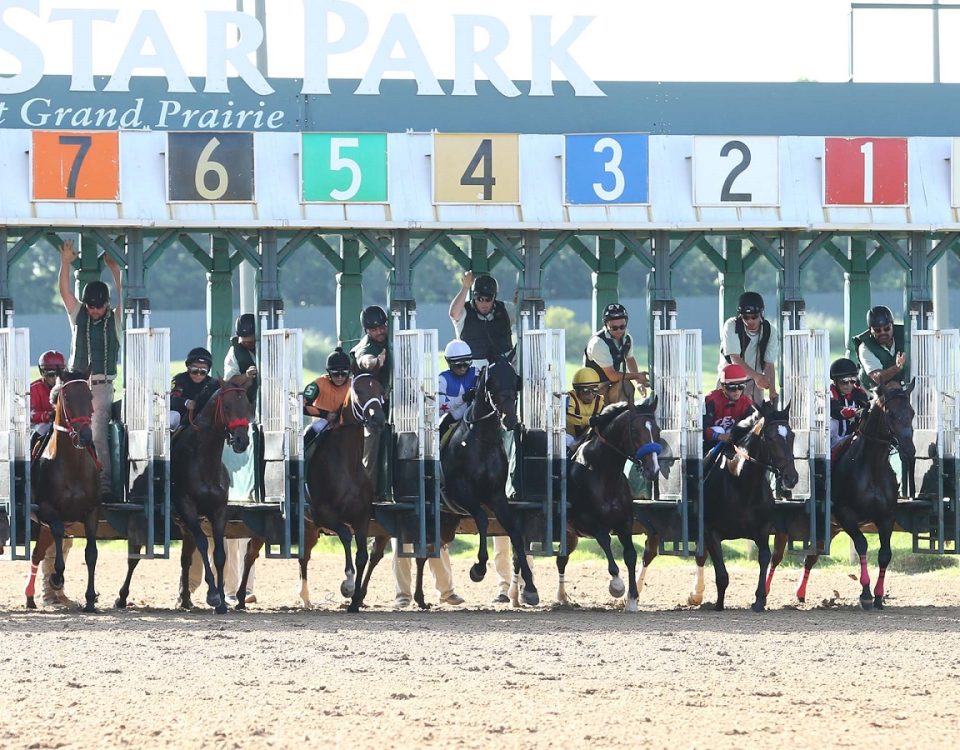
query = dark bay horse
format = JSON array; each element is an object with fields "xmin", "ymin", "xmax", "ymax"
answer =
[
  {"xmin": 24, "ymin": 372, "xmax": 100, "ymax": 612},
  {"xmin": 558, "ymin": 398, "xmax": 665, "ymax": 612},
  {"xmin": 687, "ymin": 401, "xmax": 799, "ymax": 612},
  {"xmin": 766, "ymin": 380, "xmax": 916, "ymax": 609},
  {"xmin": 115, "ymin": 374, "xmax": 252, "ymax": 613},
  {"xmin": 238, "ymin": 371, "xmax": 385, "ymax": 613}
]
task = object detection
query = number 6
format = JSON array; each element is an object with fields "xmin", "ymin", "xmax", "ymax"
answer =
[{"xmin": 195, "ymin": 137, "xmax": 228, "ymax": 200}]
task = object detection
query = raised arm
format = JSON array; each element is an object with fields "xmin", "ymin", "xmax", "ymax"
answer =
[
  {"xmin": 448, "ymin": 270, "xmax": 474, "ymax": 323},
  {"xmin": 58, "ymin": 239, "xmax": 79, "ymax": 315},
  {"xmin": 104, "ymin": 251, "xmax": 123, "ymax": 308}
]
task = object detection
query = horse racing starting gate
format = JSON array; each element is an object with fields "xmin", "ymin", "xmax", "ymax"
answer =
[
  {"xmin": 0, "ymin": 327, "xmax": 30, "ymax": 560},
  {"xmin": 780, "ymin": 328, "xmax": 831, "ymax": 555}
]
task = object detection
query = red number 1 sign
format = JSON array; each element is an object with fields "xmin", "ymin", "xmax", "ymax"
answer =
[{"xmin": 824, "ymin": 137, "xmax": 908, "ymax": 206}]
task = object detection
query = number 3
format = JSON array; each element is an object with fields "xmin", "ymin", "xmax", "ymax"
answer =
[
  {"xmin": 592, "ymin": 137, "xmax": 625, "ymax": 201},
  {"xmin": 195, "ymin": 137, "xmax": 228, "ymax": 200},
  {"xmin": 329, "ymin": 137, "xmax": 361, "ymax": 201}
]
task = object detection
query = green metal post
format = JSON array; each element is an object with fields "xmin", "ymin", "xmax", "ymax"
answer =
[
  {"xmin": 780, "ymin": 233, "xmax": 805, "ymax": 330},
  {"xmin": 592, "ymin": 237, "xmax": 618, "ymax": 330},
  {"xmin": 719, "ymin": 238, "xmax": 745, "ymax": 326},
  {"xmin": 907, "ymin": 232, "xmax": 933, "ymax": 332},
  {"xmin": 518, "ymin": 230, "xmax": 544, "ymax": 326},
  {"xmin": 337, "ymin": 236, "xmax": 363, "ymax": 349},
  {"xmin": 208, "ymin": 235, "xmax": 234, "ymax": 369},
  {"xmin": 124, "ymin": 229, "xmax": 147, "ymax": 327},
  {"xmin": 470, "ymin": 236, "xmax": 491, "ymax": 274},
  {"xmin": 389, "ymin": 229, "xmax": 415, "ymax": 330},
  {"xmin": 259, "ymin": 229, "xmax": 284, "ymax": 329},
  {"xmin": 0, "ymin": 229, "xmax": 11, "ymax": 323},
  {"xmin": 845, "ymin": 238, "xmax": 871, "ymax": 357},
  {"xmin": 78, "ymin": 232, "xmax": 101, "ymax": 296}
]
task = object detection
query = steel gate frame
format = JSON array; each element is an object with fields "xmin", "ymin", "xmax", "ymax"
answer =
[{"xmin": 0, "ymin": 327, "xmax": 30, "ymax": 560}]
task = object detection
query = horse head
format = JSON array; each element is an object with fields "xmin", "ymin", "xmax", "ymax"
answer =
[
  {"xmin": 348, "ymin": 372, "xmax": 386, "ymax": 430},
  {"xmin": 51, "ymin": 371, "xmax": 95, "ymax": 448},
  {"xmin": 873, "ymin": 378, "xmax": 916, "ymax": 463},
  {"xmin": 591, "ymin": 399, "xmax": 665, "ymax": 481},
  {"xmin": 202, "ymin": 374, "xmax": 252, "ymax": 453},
  {"xmin": 483, "ymin": 355, "xmax": 519, "ymax": 431},
  {"xmin": 755, "ymin": 400, "xmax": 799, "ymax": 490}
]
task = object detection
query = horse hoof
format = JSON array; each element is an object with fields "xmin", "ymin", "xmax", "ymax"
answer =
[
  {"xmin": 469, "ymin": 564, "xmax": 486, "ymax": 583},
  {"xmin": 177, "ymin": 599, "xmax": 192, "ymax": 610},
  {"xmin": 714, "ymin": 603, "xmax": 725, "ymax": 612},
  {"xmin": 50, "ymin": 575, "xmax": 64, "ymax": 591},
  {"xmin": 797, "ymin": 596, "xmax": 806, "ymax": 604},
  {"xmin": 83, "ymin": 604, "xmax": 97, "ymax": 614},
  {"xmin": 26, "ymin": 596, "xmax": 36, "ymax": 610},
  {"xmin": 859, "ymin": 597, "xmax": 874, "ymax": 611},
  {"xmin": 874, "ymin": 596, "xmax": 884, "ymax": 610},
  {"xmin": 609, "ymin": 576, "xmax": 626, "ymax": 598},
  {"xmin": 624, "ymin": 598, "xmax": 638, "ymax": 613},
  {"xmin": 114, "ymin": 597, "xmax": 126, "ymax": 609},
  {"xmin": 686, "ymin": 595, "xmax": 703, "ymax": 606},
  {"xmin": 206, "ymin": 592, "xmax": 223, "ymax": 608},
  {"xmin": 215, "ymin": 603, "xmax": 228, "ymax": 615},
  {"xmin": 340, "ymin": 580, "xmax": 356, "ymax": 598},
  {"xmin": 521, "ymin": 588, "xmax": 539, "ymax": 607},
  {"xmin": 751, "ymin": 601, "xmax": 766, "ymax": 613},
  {"xmin": 416, "ymin": 600, "xmax": 431, "ymax": 611},
  {"xmin": 235, "ymin": 601, "xmax": 246, "ymax": 611},
  {"xmin": 347, "ymin": 604, "xmax": 360, "ymax": 614}
]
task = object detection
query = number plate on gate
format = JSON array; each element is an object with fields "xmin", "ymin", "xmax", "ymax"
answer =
[
  {"xmin": 167, "ymin": 132, "xmax": 255, "ymax": 202},
  {"xmin": 564, "ymin": 133, "xmax": 649, "ymax": 205},
  {"xmin": 31, "ymin": 131, "xmax": 120, "ymax": 201}
]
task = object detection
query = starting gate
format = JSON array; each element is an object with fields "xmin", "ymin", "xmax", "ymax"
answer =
[
  {"xmin": 258, "ymin": 328, "xmax": 304, "ymax": 558},
  {"xmin": 905, "ymin": 329, "xmax": 960, "ymax": 553},
  {"xmin": 114, "ymin": 328, "xmax": 171, "ymax": 558},
  {"xmin": 780, "ymin": 328, "xmax": 831, "ymax": 554},
  {"xmin": 643, "ymin": 327, "xmax": 703, "ymax": 556},
  {"xmin": 517, "ymin": 326, "xmax": 567, "ymax": 555},
  {"xmin": 0, "ymin": 327, "xmax": 30, "ymax": 560},
  {"xmin": 377, "ymin": 328, "xmax": 441, "ymax": 558}
]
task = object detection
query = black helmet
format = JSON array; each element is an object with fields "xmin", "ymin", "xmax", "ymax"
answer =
[
  {"xmin": 81, "ymin": 281, "xmax": 109, "ymax": 307},
  {"xmin": 829, "ymin": 358, "xmax": 859, "ymax": 380},
  {"xmin": 602, "ymin": 302, "xmax": 628, "ymax": 322},
  {"xmin": 326, "ymin": 347, "xmax": 351, "ymax": 372},
  {"xmin": 360, "ymin": 305, "xmax": 388, "ymax": 330},
  {"xmin": 235, "ymin": 313, "xmax": 256, "ymax": 337},
  {"xmin": 867, "ymin": 305, "xmax": 894, "ymax": 328},
  {"xmin": 185, "ymin": 347, "xmax": 213, "ymax": 368},
  {"xmin": 737, "ymin": 291, "xmax": 764, "ymax": 315},
  {"xmin": 471, "ymin": 274, "xmax": 498, "ymax": 299}
]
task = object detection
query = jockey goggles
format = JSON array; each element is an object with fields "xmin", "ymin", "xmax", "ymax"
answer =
[
  {"xmin": 42, "ymin": 369, "xmax": 60, "ymax": 377},
  {"xmin": 838, "ymin": 378, "xmax": 858, "ymax": 385},
  {"xmin": 723, "ymin": 383, "xmax": 746, "ymax": 391},
  {"xmin": 188, "ymin": 367, "xmax": 209, "ymax": 376},
  {"xmin": 328, "ymin": 369, "xmax": 349, "ymax": 378}
]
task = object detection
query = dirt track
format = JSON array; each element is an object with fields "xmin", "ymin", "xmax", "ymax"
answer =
[{"xmin": 2, "ymin": 547, "xmax": 960, "ymax": 750}]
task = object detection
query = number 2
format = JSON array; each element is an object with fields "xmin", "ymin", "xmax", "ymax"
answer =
[
  {"xmin": 460, "ymin": 138, "xmax": 496, "ymax": 200},
  {"xmin": 592, "ymin": 137, "xmax": 625, "ymax": 201},
  {"xmin": 860, "ymin": 141, "xmax": 874, "ymax": 203},
  {"xmin": 720, "ymin": 140, "xmax": 752, "ymax": 202},
  {"xmin": 58, "ymin": 135, "xmax": 91, "ymax": 199},
  {"xmin": 329, "ymin": 137, "xmax": 361, "ymax": 201}
]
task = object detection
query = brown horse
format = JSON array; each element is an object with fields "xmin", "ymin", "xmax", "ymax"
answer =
[
  {"xmin": 24, "ymin": 372, "xmax": 100, "ymax": 612},
  {"xmin": 114, "ymin": 374, "xmax": 252, "ymax": 613},
  {"xmin": 765, "ymin": 380, "xmax": 916, "ymax": 609},
  {"xmin": 237, "ymin": 371, "xmax": 385, "ymax": 612}
]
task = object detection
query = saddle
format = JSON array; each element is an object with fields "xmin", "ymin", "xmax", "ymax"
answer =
[{"xmin": 831, "ymin": 435, "xmax": 854, "ymax": 462}]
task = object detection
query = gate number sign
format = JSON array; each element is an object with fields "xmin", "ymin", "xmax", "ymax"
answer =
[
  {"xmin": 302, "ymin": 133, "xmax": 388, "ymax": 202},
  {"xmin": 693, "ymin": 136, "xmax": 779, "ymax": 206},
  {"xmin": 167, "ymin": 132, "xmax": 255, "ymax": 202},
  {"xmin": 564, "ymin": 133, "xmax": 649, "ymax": 205},
  {"xmin": 31, "ymin": 130, "xmax": 120, "ymax": 201},
  {"xmin": 433, "ymin": 133, "xmax": 520, "ymax": 204},
  {"xmin": 824, "ymin": 137, "xmax": 908, "ymax": 206}
]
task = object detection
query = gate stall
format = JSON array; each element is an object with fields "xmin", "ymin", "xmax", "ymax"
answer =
[
  {"xmin": 516, "ymin": 326, "xmax": 567, "ymax": 556},
  {"xmin": 642, "ymin": 327, "xmax": 703, "ymax": 556},
  {"xmin": 904, "ymin": 328, "xmax": 960, "ymax": 553},
  {"xmin": 378, "ymin": 328, "xmax": 441, "ymax": 559},
  {"xmin": 779, "ymin": 328, "xmax": 831, "ymax": 554},
  {"xmin": 0, "ymin": 327, "xmax": 30, "ymax": 560}
]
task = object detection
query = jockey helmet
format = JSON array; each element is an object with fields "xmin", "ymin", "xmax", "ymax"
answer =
[
  {"xmin": 234, "ymin": 313, "xmax": 256, "ymax": 337},
  {"xmin": 829, "ymin": 358, "xmax": 859, "ymax": 380},
  {"xmin": 471, "ymin": 274, "xmax": 498, "ymax": 299},
  {"xmin": 444, "ymin": 339, "xmax": 472, "ymax": 365},
  {"xmin": 572, "ymin": 367, "xmax": 601, "ymax": 387},
  {"xmin": 602, "ymin": 302, "xmax": 628, "ymax": 322},
  {"xmin": 185, "ymin": 347, "xmax": 213, "ymax": 369},
  {"xmin": 737, "ymin": 291, "xmax": 764, "ymax": 315},
  {"xmin": 39, "ymin": 350, "xmax": 65, "ymax": 372},
  {"xmin": 360, "ymin": 305, "xmax": 388, "ymax": 330},
  {"xmin": 720, "ymin": 363, "xmax": 750, "ymax": 384},
  {"xmin": 326, "ymin": 347, "xmax": 351, "ymax": 372},
  {"xmin": 81, "ymin": 280, "xmax": 109, "ymax": 307},
  {"xmin": 867, "ymin": 305, "xmax": 894, "ymax": 328}
]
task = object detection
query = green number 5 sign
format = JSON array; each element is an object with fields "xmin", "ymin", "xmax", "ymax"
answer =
[{"xmin": 301, "ymin": 133, "xmax": 388, "ymax": 203}]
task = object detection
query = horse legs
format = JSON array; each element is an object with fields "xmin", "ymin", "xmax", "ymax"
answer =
[
  {"xmin": 493, "ymin": 498, "xmax": 539, "ymax": 606},
  {"xmin": 469, "ymin": 512, "xmax": 489, "ymax": 583},
  {"xmin": 795, "ymin": 553, "xmax": 820, "ymax": 603},
  {"xmin": 25, "ymin": 525, "xmax": 53, "ymax": 609},
  {"xmin": 705, "ymin": 531, "xmax": 729, "ymax": 611},
  {"xmin": 335, "ymin": 524, "xmax": 356, "ymax": 599},
  {"xmin": 180, "ymin": 516, "xmax": 221, "ymax": 610},
  {"xmin": 765, "ymin": 532, "xmax": 788, "ymax": 596},
  {"xmin": 594, "ymin": 529, "xmax": 625, "ymax": 602},
  {"xmin": 635, "ymin": 533, "xmax": 659, "ymax": 595},
  {"xmin": 873, "ymin": 519, "xmax": 894, "ymax": 609},
  {"xmin": 346, "ymin": 526, "xmax": 370, "ymax": 613},
  {"xmin": 752, "ymin": 533, "xmax": 772, "ymax": 613},
  {"xmin": 82, "ymin": 510, "xmax": 99, "ymax": 613},
  {"xmin": 210, "ymin": 511, "xmax": 228, "ymax": 614},
  {"xmin": 837, "ymin": 512, "xmax": 873, "ymax": 609},
  {"xmin": 413, "ymin": 556, "xmax": 430, "ymax": 610},
  {"xmin": 235, "ymin": 536, "xmax": 265, "ymax": 610},
  {"xmin": 616, "ymin": 527, "xmax": 640, "ymax": 613},
  {"xmin": 688, "ymin": 554, "xmax": 707, "ymax": 606},
  {"xmin": 48, "ymin": 518, "xmax": 67, "ymax": 593},
  {"xmin": 555, "ymin": 532, "xmax": 578, "ymax": 604},
  {"xmin": 298, "ymin": 524, "xmax": 319, "ymax": 608},
  {"xmin": 358, "ymin": 536, "xmax": 389, "ymax": 604},
  {"xmin": 115, "ymin": 537, "xmax": 143, "ymax": 609},
  {"xmin": 178, "ymin": 529, "xmax": 196, "ymax": 608}
]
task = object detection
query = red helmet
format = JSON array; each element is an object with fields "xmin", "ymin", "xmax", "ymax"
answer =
[
  {"xmin": 720, "ymin": 363, "xmax": 749, "ymax": 384},
  {"xmin": 39, "ymin": 350, "xmax": 65, "ymax": 372}
]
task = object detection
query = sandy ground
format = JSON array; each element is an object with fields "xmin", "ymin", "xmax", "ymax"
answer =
[{"xmin": 2, "ymin": 545, "xmax": 960, "ymax": 750}]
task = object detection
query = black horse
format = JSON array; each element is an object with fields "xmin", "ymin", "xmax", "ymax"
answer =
[
  {"xmin": 25, "ymin": 372, "xmax": 100, "ymax": 612},
  {"xmin": 238, "ymin": 371, "xmax": 386, "ymax": 612},
  {"xmin": 767, "ymin": 380, "xmax": 916, "ymax": 609},
  {"xmin": 115, "ymin": 374, "xmax": 252, "ymax": 613},
  {"xmin": 687, "ymin": 401, "xmax": 799, "ymax": 612},
  {"xmin": 558, "ymin": 398, "xmax": 665, "ymax": 612},
  {"xmin": 438, "ymin": 354, "xmax": 539, "ymax": 605}
]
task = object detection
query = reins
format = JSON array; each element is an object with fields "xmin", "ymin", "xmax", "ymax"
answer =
[
  {"xmin": 190, "ymin": 385, "xmax": 250, "ymax": 443},
  {"xmin": 53, "ymin": 379, "xmax": 102, "ymax": 471}
]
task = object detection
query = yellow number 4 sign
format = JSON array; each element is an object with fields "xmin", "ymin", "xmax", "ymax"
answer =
[{"xmin": 433, "ymin": 133, "xmax": 519, "ymax": 204}]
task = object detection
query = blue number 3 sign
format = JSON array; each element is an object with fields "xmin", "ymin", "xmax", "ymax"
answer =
[{"xmin": 564, "ymin": 133, "xmax": 649, "ymax": 205}]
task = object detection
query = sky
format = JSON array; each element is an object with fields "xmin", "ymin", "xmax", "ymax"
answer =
[{"xmin": 0, "ymin": 0, "xmax": 956, "ymax": 84}]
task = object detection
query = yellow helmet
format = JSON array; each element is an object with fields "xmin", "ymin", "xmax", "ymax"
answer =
[{"xmin": 572, "ymin": 367, "xmax": 601, "ymax": 387}]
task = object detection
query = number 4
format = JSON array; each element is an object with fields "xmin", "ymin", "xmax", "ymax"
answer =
[{"xmin": 460, "ymin": 138, "xmax": 496, "ymax": 200}]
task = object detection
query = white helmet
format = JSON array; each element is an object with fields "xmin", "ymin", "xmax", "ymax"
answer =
[{"xmin": 444, "ymin": 339, "xmax": 472, "ymax": 364}]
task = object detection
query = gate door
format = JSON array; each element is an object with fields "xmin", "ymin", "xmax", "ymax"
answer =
[
  {"xmin": 909, "ymin": 329, "xmax": 960, "ymax": 553},
  {"xmin": 647, "ymin": 327, "xmax": 702, "ymax": 556},
  {"xmin": 382, "ymin": 328, "xmax": 441, "ymax": 559},
  {"xmin": 781, "ymin": 329, "xmax": 831, "ymax": 555},
  {"xmin": 0, "ymin": 327, "xmax": 30, "ymax": 560},
  {"xmin": 259, "ymin": 328, "xmax": 303, "ymax": 558},
  {"xmin": 519, "ymin": 328, "xmax": 567, "ymax": 556}
]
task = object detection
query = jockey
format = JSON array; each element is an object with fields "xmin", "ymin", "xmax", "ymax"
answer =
[
  {"xmin": 303, "ymin": 347, "xmax": 352, "ymax": 441},
  {"xmin": 169, "ymin": 347, "xmax": 216, "ymax": 431},
  {"xmin": 703, "ymin": 363, "xmax": 757, "ymax": 447},
  {"xmin": 30, "ymin": 350, "xmax": 65, "ymax": 441},
  {"xmin": 438, "ymin": 339, "xmax": 478, "ymax": 440},
  {"xmin": 829, "ymin": 357, "xmax": 869, "ymax": 448},
  {"xmin": 583, "ymin": 302, "xmax": 649, "ymax": 404},
  {"xmin": 565, "ymin": 367, "xmax": 606, "ymax": 448}
]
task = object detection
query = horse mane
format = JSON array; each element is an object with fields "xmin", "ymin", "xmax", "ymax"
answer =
[{"xmin": 49, "ymin": 369, "xmax": 87, "ymax": 402}]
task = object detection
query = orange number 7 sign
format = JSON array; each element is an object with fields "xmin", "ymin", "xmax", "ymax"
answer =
[{"xmin": 31, "ymin": 131, "xmax": 120, "ymax": 201}]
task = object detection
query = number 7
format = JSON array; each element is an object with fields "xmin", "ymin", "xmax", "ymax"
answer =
[{"xmin": 58, "ymin": 135, "xmax": 92, "ymax": 199}]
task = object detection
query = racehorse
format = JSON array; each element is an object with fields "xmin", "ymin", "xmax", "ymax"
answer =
[
  {"xmin": 766, "ymin": 380, "xmax": 916, "ymax": 609},
  {"xmin": 557, "ymin": 398, "xmax": 665, "ymax": 612},
  {"xmin": 114, "ymin": 374, "xmax": 252, "ymax": 613},
  {"xmin": 238, "ymin": 371, "xmax": 385, "ymax": 613},
  {"xmin": 687, "ymin": 401, "xmax": 799, "ymax": 612},
  {"xmin": 24, "ymin": 372, "xmax": 100, "ymax": 612},
  {"xmin": 438, "ymin": 354, "xmax": 539, "ymax": 605}
]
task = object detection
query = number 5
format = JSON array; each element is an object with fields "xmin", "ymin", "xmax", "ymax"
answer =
[{"xmin": 329, "ymin": 137, "xmax": 361, "ymax": 201}]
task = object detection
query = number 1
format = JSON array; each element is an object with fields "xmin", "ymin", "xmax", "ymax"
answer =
[
  {"xmin": 58, "ymin": 135, "xmax": 92, "ymax": 199},
  {"xmin": 860, "ymin": 141, "xmax": 874, "ymax": 203},
  {"xmin": 460, "ymin": 138, "xmax": 496, "ymax": 200}
]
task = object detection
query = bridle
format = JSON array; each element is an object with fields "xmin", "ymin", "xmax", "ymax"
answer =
[
  {"xmin": 730, "ymin": 417, "xmax": 792, "ymax": 477},
  {"xmin": 594, "ymin": 408, "xmax": 663, "ymax": 471},
  {"xmin": 53, "ymin": 379, "xmax": 102, "ymax": 470},
  {"xmin": 348, "ymin": 373, "xmax": 385, "ymax": 425},
  {"xmin": 194, "ymin": 385, "xmax": 250, "ymax": 446},
  {"xmin": 463, "ymin": 365, "xmax": 513, "ymax": 429},
  {"xmin": 859, "ymin": 390, "xmax": 911, "ymax": 453}
]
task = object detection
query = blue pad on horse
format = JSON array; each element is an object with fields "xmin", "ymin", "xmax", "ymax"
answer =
[{"xmin": 634, "ymin": 442, "xmax": 663, "ymax": 460}]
